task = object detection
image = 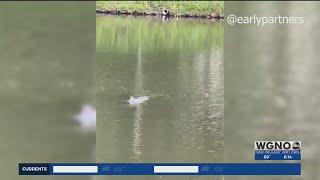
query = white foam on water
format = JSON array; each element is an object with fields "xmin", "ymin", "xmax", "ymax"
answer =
[{"xmin": 127, "ymin": 96, "xmax": 149, "ymax": 105}]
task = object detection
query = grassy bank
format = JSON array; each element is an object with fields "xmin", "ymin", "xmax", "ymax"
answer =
[{"xmin": 97, "ymin": 1, "xmax": 224, "ymax": 17}]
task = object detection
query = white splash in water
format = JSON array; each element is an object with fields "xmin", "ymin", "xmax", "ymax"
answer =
[
  {"xmin": 74, "ymin": 104, "xmax": 96, "ymax": 131},
  {"xmin": 127, "ymin": 96, "xmax": 149, "ymax": 105}
]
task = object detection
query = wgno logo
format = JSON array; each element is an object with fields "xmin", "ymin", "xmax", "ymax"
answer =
[{"xmin": 255, "ymin": 141, "xmax": 301, "ymax": 150}]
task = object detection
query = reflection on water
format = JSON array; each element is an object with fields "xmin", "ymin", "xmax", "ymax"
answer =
[
  {"xmin": 225, "ymin": 1, "xmax": 320, "ymax": 180},
  {"xmin": 0, "ymin": 2, "xmax": 95, "ymax": 180},
  {"xmin": 97, "ymin": 16, "xmax": 223, "ymax": 179},
  {"xmin": 132, "ymin": 47, "xmax": 144, "ymax": 160}
]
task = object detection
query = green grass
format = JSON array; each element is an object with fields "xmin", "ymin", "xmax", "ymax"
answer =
[{"xmin": 97, "ymin": 1, "xmax": 224, "ymax": 16}]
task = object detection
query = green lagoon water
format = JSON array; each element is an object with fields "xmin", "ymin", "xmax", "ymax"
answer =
[{"xmin": 97, "ymin": 16, "xmax": 223, "ymax": 179}]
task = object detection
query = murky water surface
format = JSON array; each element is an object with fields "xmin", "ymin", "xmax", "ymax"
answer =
[{"xmin": 97, "ymin": 16, "xmax": 224, "ymax": 179}]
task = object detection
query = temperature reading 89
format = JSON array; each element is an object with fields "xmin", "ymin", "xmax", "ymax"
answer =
[{"xmin": 263, "ymin": 155, "xmax": 270, "ymax": 160}]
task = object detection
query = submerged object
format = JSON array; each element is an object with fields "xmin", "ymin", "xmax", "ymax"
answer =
[
  {"xmin": 127, "ymin": 96, "xmax": 149, "ymax": 105},
  {"xmin": 74, "ymin": 104, "xmax": 96, "ymax": 131}
]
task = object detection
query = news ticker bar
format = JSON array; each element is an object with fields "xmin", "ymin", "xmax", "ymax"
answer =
[{"xmin": 19, "ymin": 163, "xmax": 301, "ymax": 175}]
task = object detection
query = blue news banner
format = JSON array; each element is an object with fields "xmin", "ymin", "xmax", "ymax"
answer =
[
  {"xmin": 19, "ymin": 163, "xmax": 301, "ymax": 175},
  {"xmin": 255, "ymin": 150, "xmax": 301, "ymax": 160}
]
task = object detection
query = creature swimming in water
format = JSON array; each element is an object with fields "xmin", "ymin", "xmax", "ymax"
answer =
[
  {"xmin": 127, "ymin": 96, "xmax": 149, "ymax": 105},
  {"xmin": 74, "ymin": 104, "xmax": 96, "ymax": 131}
]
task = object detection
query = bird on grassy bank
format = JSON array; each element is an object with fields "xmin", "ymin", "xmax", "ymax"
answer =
[
  {"xmin": 161, "ymin": 9, "xmax": 170, "ymax": 17},
  {"xmin": 209, "ymin": 12, "xmax": 222, "ymax": 18}
]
